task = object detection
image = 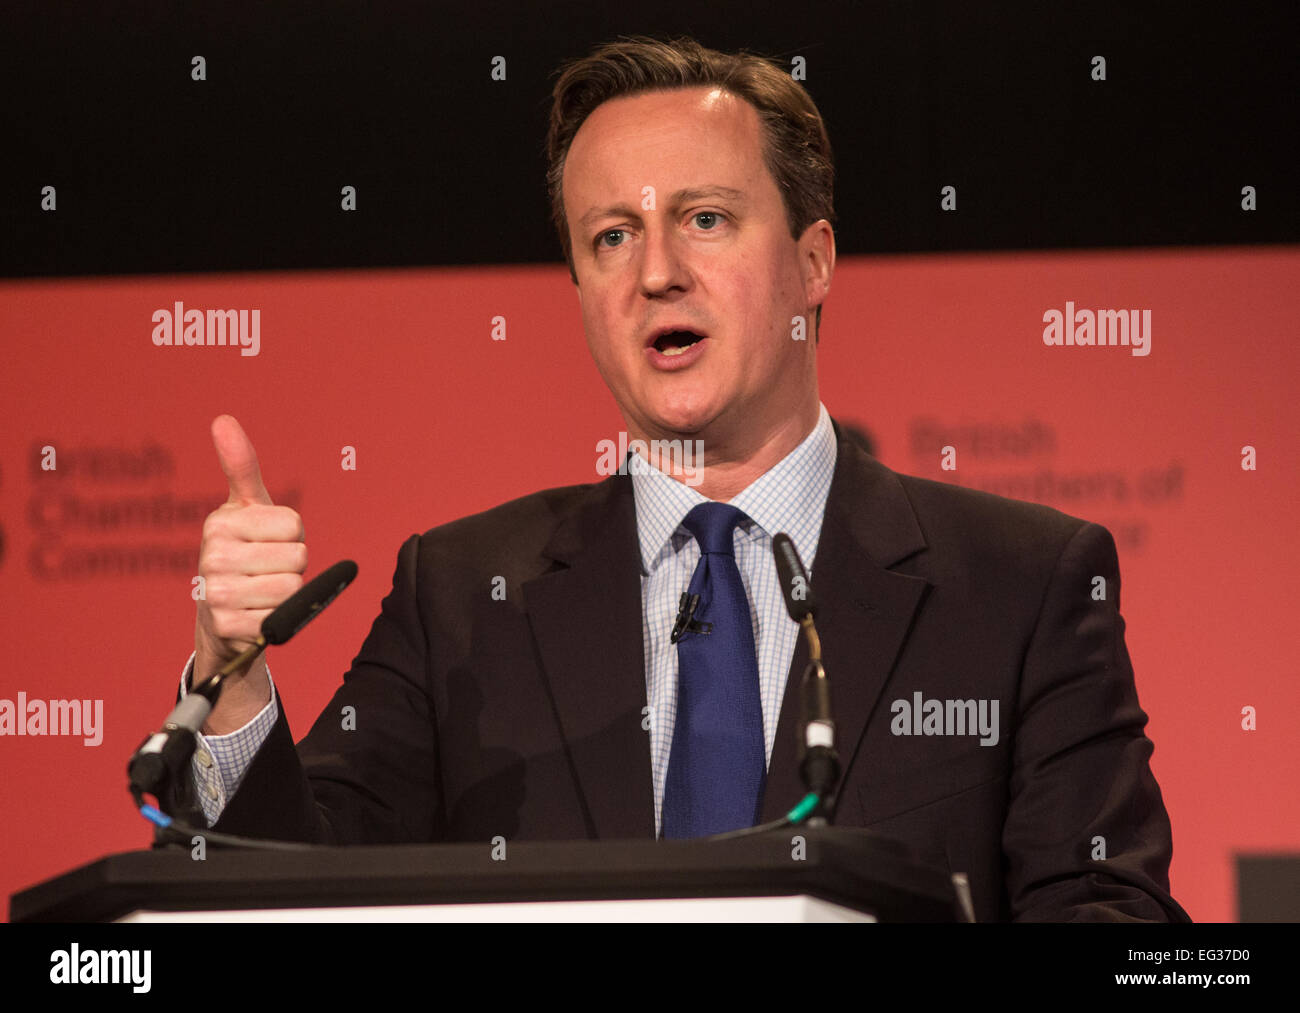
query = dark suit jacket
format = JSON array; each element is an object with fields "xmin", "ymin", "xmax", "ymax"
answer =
[{"xmin": 168, "ymin": 420, "xmax": 1188, "ymax": 922}]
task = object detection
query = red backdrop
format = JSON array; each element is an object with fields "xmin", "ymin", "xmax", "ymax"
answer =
[{"xmin": 2, "ymin": 245, "xmax": 1297, "ymax": 921}]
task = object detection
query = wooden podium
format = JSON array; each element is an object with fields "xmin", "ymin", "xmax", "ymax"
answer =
[{"xmin": 11, "ymin": 827, "xmax": 962, "ymax": 922}]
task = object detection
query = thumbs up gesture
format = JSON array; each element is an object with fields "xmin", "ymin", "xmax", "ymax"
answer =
[{"xmin": 193, "ymin": 416, "xmax": 307, "ymax": 729}]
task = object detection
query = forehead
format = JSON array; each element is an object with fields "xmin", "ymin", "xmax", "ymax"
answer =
[{"xmin": 562, "ymin": 86, "xmax": 767, "ymax": 204}]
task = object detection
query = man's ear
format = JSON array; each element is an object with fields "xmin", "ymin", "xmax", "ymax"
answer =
[{"xmin": 800, "ymin": 219, "xmax": 835, "ymax": 312}]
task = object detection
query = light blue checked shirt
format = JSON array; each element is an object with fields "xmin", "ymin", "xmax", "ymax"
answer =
[{"xmin": 180, "ymin": 402, "xmax": 838, "ymax": 835}]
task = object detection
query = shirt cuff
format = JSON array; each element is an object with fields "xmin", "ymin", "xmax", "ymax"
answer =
[{"xmin": 179, "ymin": 653, "xmax": 279, "ymax": 826}]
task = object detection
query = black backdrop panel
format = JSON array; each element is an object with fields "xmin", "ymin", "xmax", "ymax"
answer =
[{"xmin": 1, "ymin": 0, "xmax": 1295, "ymax": 278}]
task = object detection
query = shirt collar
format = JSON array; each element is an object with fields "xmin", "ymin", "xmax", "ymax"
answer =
[{"xmin": 629, "ymin": 402, "xmax": 838, "ymax": 575}]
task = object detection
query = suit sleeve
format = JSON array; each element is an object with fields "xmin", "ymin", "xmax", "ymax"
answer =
[
  {"xmin": 186, "ymin": 533, "xmax": 442, "ymax": 844},
  {"xmin": 1003, "ymin": 521, "xmax": 1190, "ymax": 922}
]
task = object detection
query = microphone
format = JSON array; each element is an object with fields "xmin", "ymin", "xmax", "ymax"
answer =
[
  {"xmin": 771, "ymin": 534, "xmax": 839, "ymax": 810},
  {"xmin": 773, "ymin": 533, "xmax": 819, "ymax": 620},
  {"xmin": 670, "ymin": 591, "xmax": 713, "ymax": 643},
  {"xmin": 128, "ymin": 560, "xmax": 358, "ymax": 798},
  {"xmin": 261, "ymin": 559, "xmax": 358, "ymax": 646}
]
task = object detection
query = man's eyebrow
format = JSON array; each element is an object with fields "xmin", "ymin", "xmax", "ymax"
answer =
[
  {"xmin": 577, "ymin": 186, "xmax": 749, "ymax": 229},
  {"xmin": 668, "ymin": 185, "xmax": 747, "ymax": 206}
]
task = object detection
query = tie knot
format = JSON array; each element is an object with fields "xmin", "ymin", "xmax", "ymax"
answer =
[{"xmin": 681, "ymin": 502, "xmax": 748, "ymax": 557}]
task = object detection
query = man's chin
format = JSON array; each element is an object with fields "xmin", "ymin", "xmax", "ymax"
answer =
[
  {"xmin": 640, "ymin": 402, "xmax": 720, "ymax": 439},
  {"xmin": 623, "ymin": 379, "xmax": 734, "ymax": 439}
]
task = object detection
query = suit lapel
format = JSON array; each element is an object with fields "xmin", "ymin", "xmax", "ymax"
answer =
[
  {"xmin": 522, "ymin": 475, "xmax": 655, "ymax": 839},
  {"xmin": 760, "ymin": 425, "xmax": 931, "ymax": 821}
]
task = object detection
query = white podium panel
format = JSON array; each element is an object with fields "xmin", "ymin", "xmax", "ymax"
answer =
[{"xmin": 119, "ymin": 894, "xmax": 875, "ymax": 922}]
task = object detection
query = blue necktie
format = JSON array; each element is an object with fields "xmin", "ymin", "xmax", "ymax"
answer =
[{"xmin": 661, "ymin": 502, "xmax": 766, "ymax": 838}]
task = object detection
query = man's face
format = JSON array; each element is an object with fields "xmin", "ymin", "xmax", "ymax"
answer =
[{"xmin": 562, "ymin": 86, "xmax": 832, "ymax": 449}]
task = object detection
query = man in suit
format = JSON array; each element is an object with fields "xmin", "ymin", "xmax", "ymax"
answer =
[{"xmin": 170, "ymin": 37, "xmax": 1186, "ymax": 921}]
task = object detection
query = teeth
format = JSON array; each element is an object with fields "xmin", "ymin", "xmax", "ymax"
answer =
[{"xmin": 655, "ymin": 332, "xmax": 702, "ymax": 356}]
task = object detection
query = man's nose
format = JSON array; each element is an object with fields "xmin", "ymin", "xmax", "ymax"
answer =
[{"xmin": 638, "ymin": 223, "xmax": 690, "ymax": 297}]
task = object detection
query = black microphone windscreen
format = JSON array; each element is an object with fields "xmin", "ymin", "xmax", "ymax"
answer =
[
  {"xmin": 772, "ymin": 533, "xmax": 817, "ymax": 621},
  {"xmin": 261, "ymin": 559, "xmax": 358, "ymax": 646}
]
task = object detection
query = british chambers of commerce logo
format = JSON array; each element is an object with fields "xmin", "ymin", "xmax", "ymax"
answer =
[{"xmin": 23, "ymin": 439, "xmax": 300, "ymax": 581}]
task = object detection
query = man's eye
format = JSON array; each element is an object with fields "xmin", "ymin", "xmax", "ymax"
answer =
[
  {"xmin": 692, "ymin": 212, "xmax": 724, "ymax": 230},
  {"xmin": 598, "ymin": 229, "xmax": 626, "ymax": 248}
]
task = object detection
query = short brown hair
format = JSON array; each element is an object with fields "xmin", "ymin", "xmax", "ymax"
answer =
[{"xmin": 546, "ymin": 35, "xmax": 836, "ymax": 298}]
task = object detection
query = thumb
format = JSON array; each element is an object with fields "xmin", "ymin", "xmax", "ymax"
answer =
[{"xmin": 212, "ymin": 414, "xmax": 273, "ymax": 506}]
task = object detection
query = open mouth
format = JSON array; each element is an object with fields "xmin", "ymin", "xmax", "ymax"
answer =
[{"xmin": 652, "ymin": 330, "xmax": 706, "ymax": 356}]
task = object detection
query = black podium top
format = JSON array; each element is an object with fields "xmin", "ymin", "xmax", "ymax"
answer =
[{"xmin": 11, "ymin": 827, "xmax": 957, "ymax": 922}]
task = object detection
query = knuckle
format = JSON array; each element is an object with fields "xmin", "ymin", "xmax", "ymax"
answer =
[
  {"xmin": 202, "ymin": 516, "xmax": 237, "ymax": 547},
  {"xmin": 208, "ymin": 502, "xmax": 239, "ymax": 526},
  {"xmin": 201, "ymin": 548, "xmax": 229, "ymax": 574},
  {"xmin": 211, "ymin": 614, "xmax": 240, "ymax": 641},
  {"xmin": 203, "ymin": 505, "xmax": 228, "ymax": 528}
]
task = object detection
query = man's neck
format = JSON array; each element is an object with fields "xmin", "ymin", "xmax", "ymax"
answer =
[{"xmin": 632, "ymin": 396, "xmax": 822, "ymax": 502}]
